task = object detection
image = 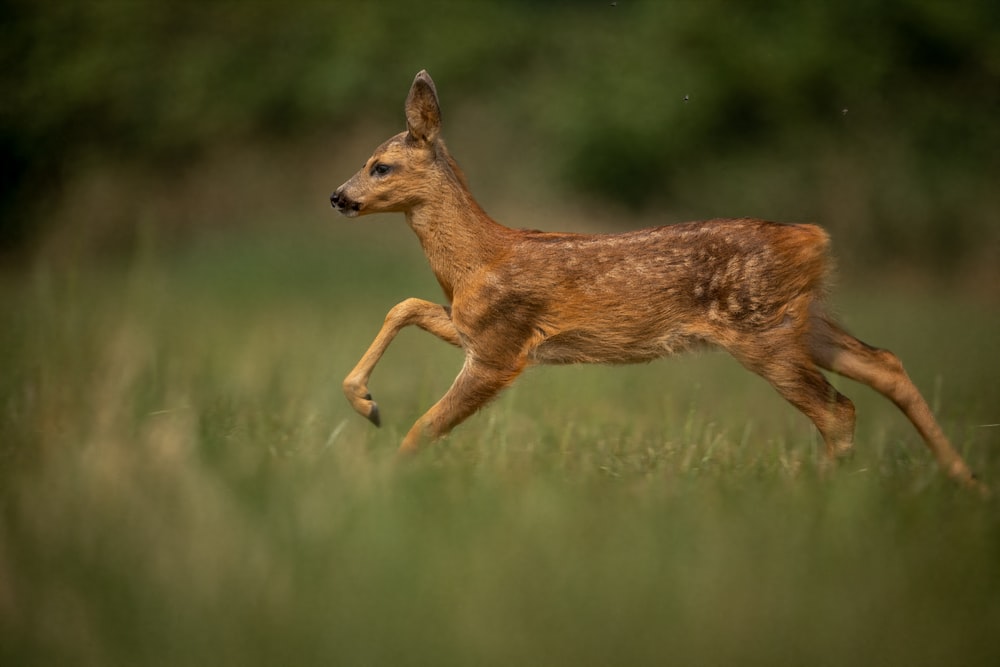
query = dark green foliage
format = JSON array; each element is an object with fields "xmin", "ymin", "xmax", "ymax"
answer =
[{"xmin": 2, "ymin": 1, "xmax": 999, "ymax": 271}]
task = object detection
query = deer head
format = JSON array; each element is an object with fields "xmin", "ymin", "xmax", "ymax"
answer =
[{"xmin": 330, "ymin": 70, "xmax": 450, "ymax": 217}]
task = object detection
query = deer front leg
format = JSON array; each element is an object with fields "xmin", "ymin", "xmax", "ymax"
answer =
[
  {"xmin": 398, "ymin": 355, "xmax": 526, "ymax": 456},
  {"xmin": 343, "ymin": 298, "xmax": 461, "ymax": 426}
]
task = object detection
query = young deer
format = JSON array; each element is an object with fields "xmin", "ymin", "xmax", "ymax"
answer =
[{"xmin": 331, "ymin": 70, "xmax": 984, "ymax": 492}]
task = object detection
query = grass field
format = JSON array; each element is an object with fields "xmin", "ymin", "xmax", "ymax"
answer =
[{"xmin": 2, "ymin": 222, "xmax": 999, "ymax": 666}]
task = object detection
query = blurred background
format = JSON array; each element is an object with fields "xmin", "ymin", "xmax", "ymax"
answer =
[
  {"xmin": 2, "ymin": 0, "xmax": 999, "ymax": 290},
  {"xmin": 4, "ymin": 4, "xmax": 1000, "ymax": 665}
]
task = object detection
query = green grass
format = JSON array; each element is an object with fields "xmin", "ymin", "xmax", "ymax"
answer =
[{"xmin": 2, "ymin": 224, "xmax": 999, "ymax": 666}]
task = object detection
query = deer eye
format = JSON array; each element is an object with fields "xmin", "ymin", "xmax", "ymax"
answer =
[{"xmin": 371, "ymin": 163, "xmax": 392, "ymax": 177}]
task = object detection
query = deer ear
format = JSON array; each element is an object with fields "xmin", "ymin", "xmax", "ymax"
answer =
[{"xmin": 405, "ymin": 70, "xmax": 441, "ymax": 144}]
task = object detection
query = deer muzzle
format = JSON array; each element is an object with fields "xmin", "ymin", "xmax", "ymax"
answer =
[{"xmin": 330, "ymin": 188, "xmax": 362, "ymax": 216}]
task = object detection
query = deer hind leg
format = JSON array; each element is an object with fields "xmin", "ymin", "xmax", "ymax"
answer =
[
  {"xmin": 343, "ymin": 298, "xmax": 461, "ymax": 426},
  {"xmin": 397, "ymin": 355, "xmax": 526, "ymax": 456},
  {"xmin": 727, "ymin": 333, "xmax": 857, "ymax": 462},
  {"xmin": 807, "ymin": 314, "xmax": 982, "ymax": 489}
]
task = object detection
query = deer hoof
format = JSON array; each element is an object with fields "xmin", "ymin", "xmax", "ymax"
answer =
[
  {"xmin": 367, "ymin": 402, "xmax": 381, "ymax": 427},
  {"xmin": 968, "ymin": 474, "xmax": 991, "ymax": 500}
]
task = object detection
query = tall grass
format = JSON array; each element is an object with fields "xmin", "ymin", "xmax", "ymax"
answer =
[{"xmin": 2, "ymin": 224, "xmax": 998, "ymax": 666}]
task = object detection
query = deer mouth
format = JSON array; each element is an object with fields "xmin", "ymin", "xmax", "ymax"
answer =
[{"xmin": 338, "ymin": 203, "xmax": 363, "ymax": 217}]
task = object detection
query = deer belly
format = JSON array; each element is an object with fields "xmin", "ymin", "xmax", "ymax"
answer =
[{"xmin": 529, "ymin": 327, "xmax": 705, "ymax": 365}]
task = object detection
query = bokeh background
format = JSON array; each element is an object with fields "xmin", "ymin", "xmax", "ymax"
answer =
[
  {"xmin": 3, "ymin": 0, "xmax": 999, "ymax": 286},
  {"xmin": 3, "ymin": 2, "xmax": 1000, "ymax": 666}
]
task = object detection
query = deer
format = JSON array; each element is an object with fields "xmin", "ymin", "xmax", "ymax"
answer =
[{"xmin": 330, "ymin": 69, "xmax": 985, "ymax": 494}]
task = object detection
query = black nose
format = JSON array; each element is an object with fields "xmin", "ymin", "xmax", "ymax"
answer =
[{"xmin": 330, "ymin": 190, "xmax": 341, "ymax": 209}]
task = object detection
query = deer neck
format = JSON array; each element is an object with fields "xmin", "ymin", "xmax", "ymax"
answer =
[{"xmin": 405, "ymin": 172, "xmax": 508, "ymax": 303}]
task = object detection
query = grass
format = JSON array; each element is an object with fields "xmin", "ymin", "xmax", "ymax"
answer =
[{"xmin": 2, "ymin": 222, "xmax": 999, "ymax": 666}]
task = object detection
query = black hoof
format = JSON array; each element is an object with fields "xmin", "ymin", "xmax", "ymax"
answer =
[{"xmin": 367, "ymin": 403, "xmax": 381, "ymax": 427}]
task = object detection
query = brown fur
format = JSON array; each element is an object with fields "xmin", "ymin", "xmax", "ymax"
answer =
[{"xmin": 331, "ymin": 70, "xmax": 984, "ymax": 493}]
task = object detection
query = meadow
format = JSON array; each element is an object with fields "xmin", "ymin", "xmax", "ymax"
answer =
[{"xmin": 2, "ymin": 220, "xmax": 999, "ymax": 666}]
